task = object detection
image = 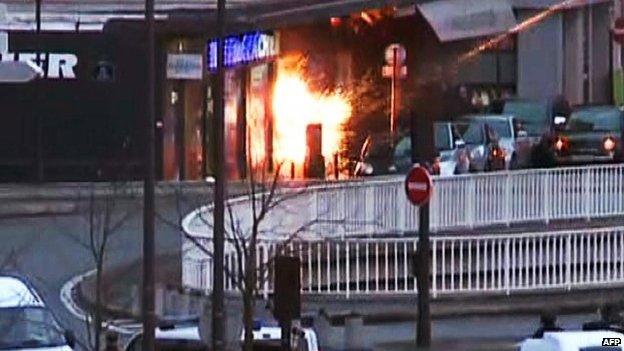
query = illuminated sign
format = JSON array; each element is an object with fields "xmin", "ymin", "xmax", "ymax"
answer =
[
  {"xmin": 0, "ymin": 52, "xmax": 77, "ymax": 79},
  {"xmin": 208, "ymin": 32, "xmax": 278, "ymax": 70},
  {"xmin": 167, "ymin": 54, "xmax": 203, "ymax": 80}
]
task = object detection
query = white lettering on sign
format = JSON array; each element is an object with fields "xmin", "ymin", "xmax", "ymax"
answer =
[
  {"xmin": 0, "ymin": 52, "xmax": 77, "ymax": 79},
  {"xmin": 408, "ymin": 182, "xmax": 428, "ymax": 191}
]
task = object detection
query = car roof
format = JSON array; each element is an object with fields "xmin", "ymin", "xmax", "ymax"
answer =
[
  {"xmin": 463, "ymin": 114, "xmax": 513, "ymax": 122},
  {"xmin": 0, "ymin": 275, "xmax": 44, "ymax": 308},
  {"xmin": 572, "ymin": 105, "xmax": 622, "ymax": 113},
  {"xmin": 155, "ymin": 326, "xmax": 201, "ymax": 341},
  {"xmin": 544, "ymin": 330, "xmax": 624, "ymax": 348}
]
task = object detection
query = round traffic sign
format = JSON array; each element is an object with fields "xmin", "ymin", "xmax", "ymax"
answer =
[
  {"xmin": 384, "ymin": 43, "xmax": 406, "ymax": 66},
  {"xmin": 404, "ymin": 166, "xmax": 433, "ymax": 207}
]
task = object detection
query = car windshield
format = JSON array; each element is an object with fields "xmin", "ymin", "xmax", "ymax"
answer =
[
  {"xmin": 487, "ymin": 120, "xmax": 512, "ymax": 139},
  {"xmin": 567, "ymin": 109, "xmax": 621, "ymax": 132},
  {"xmin": 434, "ymin": 124, "xmax": 452, "ymax": 151},
  {"xmin": 503, "ymin": 101, "xmax": 549, "ymax": 136},
  {"xmin": 362, "ymin": 135, "xmax": 393, "ymax": 158},
  {"xmin": 0, "ymin": 307, "xmax": 66, "ymax": 350},
  {"xmin": 458, "ymin": 122, "xmax": 484, "ymax": 145}
]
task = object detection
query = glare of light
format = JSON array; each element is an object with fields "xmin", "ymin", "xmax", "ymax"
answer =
[
  {"xmin": 459, "ymin": 0, "xmax": 587, "ymax": 63},
  {"xmin": 272, "ymin": 71, "xmax": 351, "ymax": 168},
  {"xmin": 604, "ymin": 137, "xmax": 616, "ymax": 152}
]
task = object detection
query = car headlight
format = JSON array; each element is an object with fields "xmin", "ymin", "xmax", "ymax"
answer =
[
  {"xmin": 554, "ymin": 137, "xmax": 568, "ymax": 152},
  {"xmin": 362, "ymin": 162, "xmax": 374, "ymax": 175},
  {"xmin": 604, "ymin": 136, "xmax": 616, "ymax": 152}
]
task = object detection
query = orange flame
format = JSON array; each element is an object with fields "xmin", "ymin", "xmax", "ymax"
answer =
[{"xmin": 272, "ymin": 70, "xmax": 352, "ymax": 168}]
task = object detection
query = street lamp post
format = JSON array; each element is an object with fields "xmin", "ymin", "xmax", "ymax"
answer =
[
  {"xmin": 142, "ymin": 0, "xmax": 157, "ymax": 349},
  {"xmin": 212, "ymin": 0, "xmax": 227, "ymax": 349}
]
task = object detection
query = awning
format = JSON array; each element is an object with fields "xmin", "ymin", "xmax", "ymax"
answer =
[{"xmin": 417, "ymin": 0, "xmax": 517, "ymax": 42}]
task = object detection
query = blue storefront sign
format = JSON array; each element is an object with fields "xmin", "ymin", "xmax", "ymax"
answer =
[{"xmin": 207, "ymin": 32, "xmax": 278, "ymax": 70}]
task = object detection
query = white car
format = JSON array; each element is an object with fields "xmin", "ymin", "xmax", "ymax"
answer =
[
  {"xmin": 240, "ymin": 320, "xmax": 320, "ymax": 351},
  {"xmin": 519, "ymin": 330, "xmax": 624, "ymax": 351},
  {"xmin": 0, "ymin": 275, "xmax": 75, "ymax": 351},
  {"xmin": 125, "ymin": 324, "xmax": 206, "ymax": 351}
]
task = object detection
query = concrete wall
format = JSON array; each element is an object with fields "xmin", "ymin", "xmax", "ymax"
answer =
[
  {"xmin": 590, "ymin": 4, "xmax": 612, "ymax": 104},
  {"xmin": 517, "ymin": 11, "xmax": 564, "ymax": 100},
  {"xmin": 564, "ymin": 9, "xmax": 585, "ymax": 105},
  {"xmin": 518, "ymin": 4, "xmax": 613, "ymax": 104}
]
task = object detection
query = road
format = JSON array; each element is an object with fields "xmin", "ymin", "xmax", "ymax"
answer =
[
  {"xmin": 372, "ymin": 313, "xmax": 595, "ymax": 349},
  {"xmin": 0, "ymin": 189, "xmax": 207, "ymax": 350},
  {"xmin": 0, "ymin": 185, "xmax": 608, "ymax": 351}
]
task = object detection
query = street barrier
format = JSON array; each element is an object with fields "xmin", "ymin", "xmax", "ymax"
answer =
[
  {"xmin": 183, "ymin": 227, "xmax": 624, "ymax": 297},
  {"xmin": 182, "ymin": 164, "xmax": 624, "ymax": 296}
]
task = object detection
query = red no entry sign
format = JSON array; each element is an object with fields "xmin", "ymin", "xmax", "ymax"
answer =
[{"xmin": 405, "ymin": 166, "xmax": 433, "ymax": 207}]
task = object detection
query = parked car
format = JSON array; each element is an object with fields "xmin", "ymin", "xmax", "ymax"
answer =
[
  {"xmin": 458, "ymin": 115, "xmax": 512, "ymax": 172},
  {"xmin": 125, "ymin": 321, "xmax": 207, "ymax": 351},
  {"xmin": 0, "ymin": 274, "xmax": 76, "ymax": 351},
  {"xmin": 494, "ymin": 97, "xmax": 571, "ymax": 136},
  {"xmin": 240, "ymin": 319, "xmax": 319, "ymax": 351},
  {"xmin": 495, "ymin": 97, "xmax": 571, "ymax": 167},
  {"xmin": 551, "ymin": 106, "xmax": 623, "ymax": 165},
  {"xmin": 354, "ymin": 122, "xmax": 470, "ymax": 177},
  {"xmin": 519, "ymin": 330, "xmax": 624, "ymax": 351},
  {"xmin": 353, "ymin": 133, "xmax": 395, "ymax": 176}
]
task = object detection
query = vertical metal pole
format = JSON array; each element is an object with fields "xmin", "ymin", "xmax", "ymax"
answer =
[
  {"xmin": 416, "ymin": 203, "xmax": 431, "ymax": 348},
  {"xmin": 410, "ymin": 87, "xmax": 432, "ymax": 348},
  {"xmin": 142, "ymin": 0, "xmax": 156, "ymax": 348},
  {"xmin": 281, "ymin": 321, "xmax": 291, "ymax": 351},
  {"xmin": 35, "ymin": 0, "xmax": 43, "ymax": 181},
  {"xmin": 390, "ymin": 48, "xmax": 398, "ymax": 144},
  {"xmin": 212, "ymin": 0, "xmax": 227, "ymax": 349}
]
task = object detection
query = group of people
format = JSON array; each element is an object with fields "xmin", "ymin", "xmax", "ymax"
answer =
[{"xmin": 533, "ymin": 303, "xmax": 624, "ymax": 338}]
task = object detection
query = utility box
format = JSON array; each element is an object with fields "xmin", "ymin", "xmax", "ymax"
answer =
[{"xmin": 304, "ymin": 123, "xmax": 325, "ymax": 179}]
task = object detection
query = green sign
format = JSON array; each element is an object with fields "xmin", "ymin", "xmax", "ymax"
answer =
[{"xmin": 614, "ymin": 69, "xmax": 624, "ymax": 106}]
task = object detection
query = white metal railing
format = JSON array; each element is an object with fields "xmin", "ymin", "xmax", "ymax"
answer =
[
  {"xmin": 182, "ymin": 227, "xmax": 624, "ymax": 297},
  {"xmin": 182, "ymin": 164, "xmax": 624, "ymax": 240}
]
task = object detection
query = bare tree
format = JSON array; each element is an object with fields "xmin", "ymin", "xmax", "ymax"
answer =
[
  {"xmin": 161, "ymin": 157, "xmax": 318, "ymax": 351},
  {"xmin": 69, "ymin": 183, "xmax": 137, "ymax": 351}
]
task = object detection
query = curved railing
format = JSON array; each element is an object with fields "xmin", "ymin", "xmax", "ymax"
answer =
[
  {"xmin": 183, "ymin": 226, "xmax": 624, "ymax": 296},
  {"xmin": 181, "ymin": 164, "xmax": 624, "ymax": 295}
]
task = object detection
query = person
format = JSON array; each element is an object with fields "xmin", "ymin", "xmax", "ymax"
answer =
[
  {"xmin": 532, "ymin": 312, "xmax": 563, "ymax": 338},
  {"xmin": 583, "ymin": 303, "xmax": 624, "ymax": 332},
  {"xmin": 105, "ymin": 330, "xmax": 120, "ymax": 351},
  {"xmin": 530, "ymin": 130, "xmax": 557, "ymax": 168}
]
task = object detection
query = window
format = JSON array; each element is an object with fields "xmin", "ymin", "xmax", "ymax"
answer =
[
  {"xmin": 0, "ymin": 307, "xmax": 66, "ymax": 350},
  {"xmin": 487, "ymin": 120, "xmax": 512, "ymax": 138},
  {"xmin": 567, "ymin": 109, "xmax": 622, "ymax": 132},
  {"xmin": 503, "ymin": 101, "xmax": 549, "ymax": 136},
  {"xmin": 461, "ymin": 122, "xmax": 485, "ymax": 145}
]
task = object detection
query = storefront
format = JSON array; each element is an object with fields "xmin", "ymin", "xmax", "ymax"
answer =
[
  {"xmin": 161, "ymin": 31, "xmax": 278, "ymax": 181},
  {"xmin": 0, "ymin": 30, "xmax": 144, "ymax": 181}
]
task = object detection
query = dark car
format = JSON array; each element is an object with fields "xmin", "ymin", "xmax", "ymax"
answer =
[
  {"xmin": 354, "ymin": 123, "xmax": 469, "ymax": 176},
  {"xmin": 551, "ymin": 106, "xmax": 623, "ymax": 165},
  {"xmin": 457, "ymin": 115, "xmax": 509, "ymax": 172},
  {"xmin": 491, "ymin": 97, "xmax": 571, "ymax": 136}
]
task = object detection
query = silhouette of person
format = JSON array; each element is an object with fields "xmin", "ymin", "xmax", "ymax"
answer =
[
  {"xmin": 533, "ymin": 312, "xmax": 563, "ymax": 338},
  {"xmin": 583, "ymin": 304, "xmax": 624, "ymax": 332}
]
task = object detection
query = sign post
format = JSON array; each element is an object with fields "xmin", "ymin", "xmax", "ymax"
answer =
[
  {"xmin": 383, "ymin": 43, "xmax": 407, "ymax": 144},
  {"xmin": 404, "ymin": 166, "xmax": 433, "ymax": 348}
]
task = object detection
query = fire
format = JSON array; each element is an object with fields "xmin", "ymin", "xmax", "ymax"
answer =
[{"xmin": 272, "ymin": 70, "xmax": 351, "ymax": 168}]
